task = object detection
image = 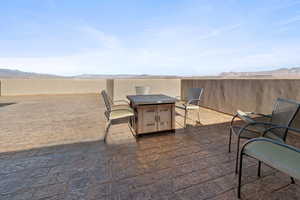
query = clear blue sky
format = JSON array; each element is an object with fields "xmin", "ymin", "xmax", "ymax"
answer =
[{"xmin": 1, "ymin": 0, "xmax": 300, "ymax": 76}]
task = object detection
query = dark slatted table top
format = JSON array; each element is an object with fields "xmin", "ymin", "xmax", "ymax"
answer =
[{"xmin": 127, "ymin": 94, "xmax": 176, "ymax": 105}]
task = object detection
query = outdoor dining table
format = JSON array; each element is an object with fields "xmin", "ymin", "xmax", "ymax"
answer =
[{"xmin": 127, "ymin": 94, "xmax": 176, "ymax": 135}]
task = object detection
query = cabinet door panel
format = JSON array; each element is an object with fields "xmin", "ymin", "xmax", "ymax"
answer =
[
  {"xmin": 157, "ymin": 105, "xmax": 172, "ymax": 131},
  {"xmin": 141, "ymin": 106, "xmax": 157, "ymax": 133}
]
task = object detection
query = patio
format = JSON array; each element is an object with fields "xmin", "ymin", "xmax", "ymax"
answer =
[{"xmin": 0, "ymin": 94, "xmax": 300, "ymax": 199}]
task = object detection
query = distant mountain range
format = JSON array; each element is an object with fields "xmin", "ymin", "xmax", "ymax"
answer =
[
  {"xmin": 74, "ymin": 74, "xmax": 181, "ymax": 79},
  {"xmin": 0, "ymin": 68, "xmax": 181, "ymax": 79},
  {"xmin": 1, "ymin": 67, "xmax": 300, "ymax": 79},
  {"xmin": 220, "ymin": 67, "xmax": 300, "ymax": 77},
  {"xmin": 0, "ymin": 69, "xmax": 62, "ymax": 78}
]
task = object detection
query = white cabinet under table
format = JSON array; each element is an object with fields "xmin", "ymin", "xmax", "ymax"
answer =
[{"xmin": 127, "ymin": 94, "xmax": 176, "ymax": 135}]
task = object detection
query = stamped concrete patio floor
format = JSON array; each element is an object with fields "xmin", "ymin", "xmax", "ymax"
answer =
[{"xmin": 0, "ymin": 94, "xmax": 300, "ymax": 199}]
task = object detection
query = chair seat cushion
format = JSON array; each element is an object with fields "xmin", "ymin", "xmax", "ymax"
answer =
[
  {"xmin": 186, "ymin": 104, "xmax": 200, "ymax": 110},
  {"xmin": 244, "ymin": 139, "xmax": 300, "ymax": 179},
  {"xmin": 110, "ymin": 109, "xmax": 134, "ymax": 120},
  {"xmin": 111, "ymin": 104, "xmax": 131, "ymax": 110},
  {"xmin": 176, "ymin": 103, "xmax": 199, "ymax": 110}
]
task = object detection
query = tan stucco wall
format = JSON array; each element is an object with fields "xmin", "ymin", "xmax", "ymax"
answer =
[
  {"xmin": 113, "ymin": 79, "xmax": 181, "ymax": 100},
  {"xmin": 181, "ymin": 79, "xmax": 300, "ymax": 115},
  {"xmin": 0, "ymin": 79, "xmax": 180, "ymax": 98},
  {"xmin": 0, "ymin": 79, "xmax": 106, "ymax": 96},
  {"xmin": 3, "ymin": 78, "xmax": 299, "ymax": 117}
]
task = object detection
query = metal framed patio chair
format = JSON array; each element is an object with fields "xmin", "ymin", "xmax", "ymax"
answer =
[
  {"xmin": 238, "ymin": 126, "xmax": 300, "ymax": 198},
  {"xmin": 101, "ymin": 90, "xmax": 135, "ymax": 142},
  {"xmin": 101, "ymin": 90, "xmax": 129, "ymax": 107},
  {"xmin": 229, "ymin": 98, "xmax": 300, "ymax": 174},
  {"xmin": 176, "ymin": 88, "xmax": 204, "ymax": 128},
  {"xmin": 135, "ymin": 86, "xmax": 151, "ymax": 95}
]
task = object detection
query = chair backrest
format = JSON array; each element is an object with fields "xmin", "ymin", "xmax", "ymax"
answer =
[
  {"xmin": 271, "ymin": 98, "xmax": 300, "ymax": 140},
  {"xmin": 187, "ymin": 88, "xmax": 204, "ymax": 105},
  {"xmin": 135, "ymin": 86, "xmax": 151, "ymax": 95},
  {"xmin": 101, "ymin": 90, "xmax": 112, "ymax": 112}
]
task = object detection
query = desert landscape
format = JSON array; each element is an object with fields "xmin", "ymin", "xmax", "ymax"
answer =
[
  {"xmin": 2, "ymin": 67, "xmax": 300, "ymax": 80},
  {"xmin": 1, "ymin": 0, "xmax": 300, "ymax": 199}
]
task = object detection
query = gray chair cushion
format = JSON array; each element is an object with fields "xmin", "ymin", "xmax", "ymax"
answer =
[
  {"xmin": 110, "ymin": 109, "xmax": 134, "ymax": 120},
  {"xmin": 244, "ymin": 139, "xmax": 300, "ymax": 180}
]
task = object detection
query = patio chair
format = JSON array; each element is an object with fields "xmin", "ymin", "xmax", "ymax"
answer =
[
  {"xmin": 229, "ymin": 98, "xmax": 300, "ymax": 174},
  {"xmin": 101, "ymin": 91, "xmax": 135, "ymax": 142},
  {"xmin": 135, "ymin": 86, "xmax": 151, "ymax": 95},
  {"xmin": 238, "ymin": 126, "xmax": 300, "ymax": 198},
  {"xmin": 176, "ymin": 88, "xmax": 204, "ymax": 128},
  {"xmin": 101, "ymin": 90, "xmax": 129, "ymax": 108}
]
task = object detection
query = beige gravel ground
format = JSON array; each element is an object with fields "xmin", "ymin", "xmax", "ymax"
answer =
[
  {"xmin": 0, "ymin": 94, "xmax": 233, "ymax": 152},
  {"xmin": 0, "ymin": 94, "xmax": 105, "ymax": 153}
]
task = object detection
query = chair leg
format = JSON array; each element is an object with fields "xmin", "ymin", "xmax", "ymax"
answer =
[
  {"xmin": 104, "ymin": 120, "xmax": 111, "ymax": 143},
  {"xmin": 235, "ymin": 137, "xmax": 241, "ymax": 174},
  {"xmin": 257, "ymin": 161, "xmax": 261, "ymax": 177},
  {"xmin": 184, "ymin": 109, "xmax": 188, "ymax": 128},
  {"xmin": 291, "ymin": 177, "xmax": 295, "ymax": 184},
  {"xmin": 229, "ymin": 114, "xmax": 239, "ymax": 153},
  {"xmin": 130, "ymin": 116, "xmax": 137, "ymax": 137},
  {"xmin": 197, "ymin": 107, "xmax": 201, "ymax": 123},
  {"xmin": 238, "ymin": 152, "xmax": 244, "ymax": 199},
  {"xmin": 128, "ymin": 117, "xmax": 134, "ymax": 136},
  {"xmin": 228, "ymin": 127, "xmax": 232, "ymax": 153}
]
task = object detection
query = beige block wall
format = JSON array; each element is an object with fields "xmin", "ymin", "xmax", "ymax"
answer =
[
  {"xmin": 106, "ymin": 79, "xmax": 114, "ymax": 98},
  {"xmin": 181, "ymin": 79, "xmax": 300, "ymax": 115},
  {"xmin": 113, "ymin": 79, "xmax": 181, "ymax": 100},
  {"xmin": 0, "ymin": 79, "xmax": 106, "ymax": 96}
]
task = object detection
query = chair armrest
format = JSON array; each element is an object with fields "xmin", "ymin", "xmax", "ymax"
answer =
[
  {"xmin": 262, "ymin": 126, "xmax": 300, "ymax": 137},
  {"xmin": 110, "ymin": 107, "xmax": 133, "ymax": 112},
  {"xmin": 246, "ymin": 112, "xmax": 272, "ymax": 118},
  {"xmin": 230, "ymin": 113, "xmax": 240, "ymax": 126},
  {"xmin": 113, "ymin": 99, "xmax": 129, "ymax": 104},
  {"xmin": 241, "ymin": 137, "xmax": 300, "ymax": 155},
  {"xmin": 237, "ymin": 110, "xmax": 271, "ymax": 122},
  {"xmin": 237, "ymin": 110, "xmax": 256, "ymax": 123}
]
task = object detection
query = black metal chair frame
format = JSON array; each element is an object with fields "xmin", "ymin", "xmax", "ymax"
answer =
[
  {"xmin": 238, "ymin": 126, "xmax": 300, "ymax": 198},
  {"xmin": 229, "ymin": 98, "xmax": 300, "ymax": 174}
]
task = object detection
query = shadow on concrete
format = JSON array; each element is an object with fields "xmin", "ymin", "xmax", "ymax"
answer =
[
  {"xmin": 0, "ymin": 102, "xmax": 16, "ymax": 108},
  {"xmin": 134, "ymin": 120, "xmax": 232, "ymax": 140}
]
